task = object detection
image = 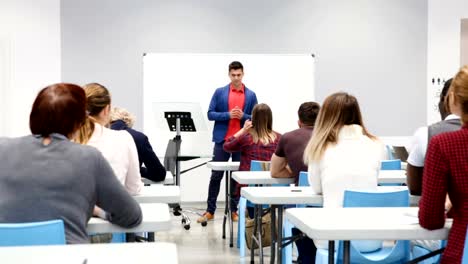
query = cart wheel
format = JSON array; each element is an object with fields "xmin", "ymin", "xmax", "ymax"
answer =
[
  {"xmin": 184, "ymin": 224, "xmax": 191, "ymax": 230},
  {"xmin": 181, "ymin": 219, "xmax": 187, "ymax": 225},
  {"xmin": 201, "ymin": 221, "xmax": 208, "ymax": 227}
]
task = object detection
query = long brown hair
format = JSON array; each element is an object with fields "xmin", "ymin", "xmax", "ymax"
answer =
[
  {"xmin": 303, "ymin": 92, "xmax": 375, "ymax": 163},
  {"xmin": 76, "ymin": 83, "xmax": 111, "ymax": 144},
  {"xmin": 249, "ymin": 103, "xmax": 277, "ymax": 145},
  {"xmin": 450, "ymin": 65, "xmax": 468, "ymax": 124}
]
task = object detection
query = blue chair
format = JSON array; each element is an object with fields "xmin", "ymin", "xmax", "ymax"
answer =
[
  {"xmin": 381, "ymin": 159, "xmax": 402, "ymax": 170},
  {"xmin": 238, "ymin": 160, "xmax": 287, "ymax": 257},
  {"xmin": 238, "ymin": 160, "xmax": 271, "ymax": 257},
  {"xmin": 386, "ymin": 145, "xmax": 395, "ymax": 160},
  {"xmin": 316, "ymin": 189, "xmax": 410, "ymax": 264},
  {"xmin": 412, "ymin": 241, "xmax": 446, "ymax": 264},
  {"xmin": 380, "ymin": 159, "xmax": 403, "ymax": 187},
  {"xmin": 0, "ymin": 219, "xmax": 66, "ymax": 246},
  {"xmin": 283, "ymin": 171, "xmax": 311, "ymax": 264},
  {"xmin": 463, "ymin": 229, "xmax": 468, "ymax": 264}
]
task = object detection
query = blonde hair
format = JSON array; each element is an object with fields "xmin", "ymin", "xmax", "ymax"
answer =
[
  {"xmin": 303, "ymin": 92, "xmax": 375, "ymax": 163},
  {"xmin": 249, "ymin": 103, "xmax": 277, "ymax": 145},
  {"xmin": 76, "ymin": 83, "xmax": 111, "ymax": 144},
  {"xmin": 110, "ymin": 107, "xmax": 135, "ymax": 128},
  {"xmin": 451, "ymin": 65, "xmax": 468, "ymax": 124}
]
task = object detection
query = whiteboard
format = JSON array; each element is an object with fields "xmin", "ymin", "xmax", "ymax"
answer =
[
  {"xmin": 0, "ymin": 38, "xmax": 11, "ymax": 137},
  {"xmin": 143, "ymin": 53, "xmax": 315, "ymax": 156}
]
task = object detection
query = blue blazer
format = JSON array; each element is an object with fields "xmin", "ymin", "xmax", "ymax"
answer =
[
  {"xmin": 207, "ymin": 84, "xmax": 258, "ymax": 143},
  {"xmin": 111, "ymin": 120, "xmax": 167, "ymax": 182}
]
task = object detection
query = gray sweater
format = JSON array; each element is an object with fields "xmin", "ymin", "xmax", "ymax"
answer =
[{"xmin": 0, "ymin": 134, "xmax": 143, "ymax": 243}]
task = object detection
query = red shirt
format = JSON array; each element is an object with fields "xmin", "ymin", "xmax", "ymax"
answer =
[
  {"xmin": 419, "ymin": 126, "xmax": 468, "ymax": 264},
  {"xmin": 224, "ymin": 84, "xmax": 245, "ymax": 140},
  {"xmin": 223, "ymin": 132, "xmax": 281, "ymax": 171},
  {"xmin": 224, "ymin": 131, "xmax": 281, "ymax": 196}
]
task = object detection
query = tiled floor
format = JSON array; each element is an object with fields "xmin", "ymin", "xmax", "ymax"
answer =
[{"xmin": 155, "ymin": 203, "xmax": 273, "ymax": 264}]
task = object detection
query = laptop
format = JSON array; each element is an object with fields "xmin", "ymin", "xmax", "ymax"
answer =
[{"xmin": 392, "ymin": 146, "xmax": 408, "ymax": 162}]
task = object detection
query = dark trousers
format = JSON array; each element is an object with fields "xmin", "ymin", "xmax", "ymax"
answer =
[
  {"xmin": 207, "ymin": 142, "xmax": 240, "ymax": 214},
  {"xmin": 292, "ymin": 228, "xmax": 317, "ymax": 264}
]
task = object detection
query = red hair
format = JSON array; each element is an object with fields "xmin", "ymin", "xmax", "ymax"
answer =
[{"xmin": 30, "ymin": 83, "xmax": 87, "ymax": 137}]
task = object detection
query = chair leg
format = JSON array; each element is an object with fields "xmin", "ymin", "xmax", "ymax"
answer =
[
  {"xmin": 282, "ymin": 219, "xmax": 293, "ymax": 264},
  {"xmin": 239, "ymin": 197, "xmax": 247, "ymax": 257}
]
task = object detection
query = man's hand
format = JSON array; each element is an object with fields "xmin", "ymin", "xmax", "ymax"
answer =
[{"xmin": 230, "ymin": 106, "xmax": 244, "ymax": 119}]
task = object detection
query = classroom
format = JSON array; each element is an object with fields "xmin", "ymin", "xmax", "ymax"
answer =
[{"xmin": 0, "ymin": 0, "xmax": 467, "ymax": 263}]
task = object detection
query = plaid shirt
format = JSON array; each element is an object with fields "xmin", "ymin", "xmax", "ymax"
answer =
[
  {"xmin": 419, "ymin": 126, "xmax": 468, "ymax": 264},
  {"xmin": 223, "ymin": 132, "xmax": 281, "ymax": 171}
]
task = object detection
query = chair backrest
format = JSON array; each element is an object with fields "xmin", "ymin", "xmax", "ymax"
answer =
[
  {"xmin": 250, "ymin": 160, "xmax": 271, "ymax": 171},
  {"xmin": 380, "ymin": 159, "xmax": 402, "ymax": 170},
  {"xmin": 338, "ymin": 190, "xmax": 410, "ymax": 263},
  {"xmin": 298, "ymin": 171, "xmax": 309, "ymax": 187},
  {"xmin": 386, "ymin": 145, "xmax": 395, "ymax": 160},
  {"xmin": 463, "ymin": 229, "xmax": 468, "ymax": 264},
  {"xmin": 0, "ymin": 219, "xmax": 66, "ymax": 246},
  {"xmin": 164, "ymin": 138, "xmax": 180, "ymax": 176},
  {"xmin": 343, "ymin": 189, "xmax": 409, "ymax": 207}
]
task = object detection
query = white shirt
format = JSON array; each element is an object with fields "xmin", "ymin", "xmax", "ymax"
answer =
[
  {"xmin": 407, "ymin": 114, "xmax": 459, "ymax": 167},
  {"xmin": 307, "ymin": 125, "xmax": 387, "ymax": 250},
  {"xmin": 87, "ymin": 123, "xmax": 143, "ymax": 195},
  {"xmin": 308, "ymin": 125, "xmax": 387, "ymax": 208}
]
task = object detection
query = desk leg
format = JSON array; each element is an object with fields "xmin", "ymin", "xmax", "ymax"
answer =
[
  {"xmin": 228, "ymin": 171, "xmax": 233, "ymax": 247},
  {"xmin": 222, "ymin": 171, "xmax": 228, "ymax": 239},
  {"xmin": 257, "ymin": 204, "xmax": 264, "ymax": 264},
  {"xmin": 328, "ymin": 241, "xmax": 335, "ymax": 264},
  {"xmin": 175, "ymin": 159, "xmax": 181, "ymax": 186},
  {"xmin": 148, "ymin": 232, "xmax": 155, "ymax": 242},
  {"xmin": 270, "ymin": 205, "xmax": 276, "ymax": 264},
  {"xmin": 251, "ymin": 203, "xmax": 258, "ymax": 264},
  {"xmin": 343, "ymin": 240, "xmax": 350, "ymax": 264},
  {"xmin": 277, "ymin": 206, "xmax": 283, "ymax": 264}
]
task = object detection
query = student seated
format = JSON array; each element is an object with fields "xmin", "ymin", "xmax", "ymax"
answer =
[
  {"xmin": 223, "ymin": 103, "xmax": 281, "ymax": 220},
  {"xmin": 407, "ymin": 78, "xmax": 461, "ymax": 196},
  {"xmin": 419, "ymin": 65, "xmax": 468, "ymax": 264},
  {"xmin": 110, "ymin": 107, "xmax": 166, "ymax": 182},
  {"xmin": 271, "ymin": 101, "xmax": 320, "ymax": 185},
  {"xmin": 0, "ymin": 83, "xmax": 142, "ymax": 244},
  {"xmin": 301, "ymin": 92, "xmax": 387, "ymax": 261},
  {"xmin": 77, "ymin": 83, "xmax": 143, "ymax": 195}
]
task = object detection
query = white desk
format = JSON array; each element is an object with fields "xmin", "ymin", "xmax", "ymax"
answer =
[
  {"xmin": 232, "ymin": 171, "xmax": 295, "ymax": 185},
  {"xmin": 0, "ymin": 242, "xmax": 178, "ymax": 264},
  {"xmin": 233, "ymin": 170, "xmax": 407, "ymax": 185},
  {"xmin": 241, "ymin": 186, "xmax": 321, "ymax": 264},
  {"xmin": 206, "ymin": 161, "xmax": 240, "ymax": 248},
  {"xmin": 87, "ymin": 203, "xmax": 171, "ymax": 234},
  {"xmin": 207, "ymin": 161, "xmax": 240, "ymax": 171},
  {"xmin": 241, "ymin": 186, "xmax": 421, "ymax": 264},
  {"xmin": 285, "ymin": 207, "xmax": 451, "ymax": 264},
  {"xmin": 378, "ymin": 170, "xmax": 407, "ymax": 184},
  {"xmin": 134, "ymin": 185, "xmax": 181, "ymax": 204}
]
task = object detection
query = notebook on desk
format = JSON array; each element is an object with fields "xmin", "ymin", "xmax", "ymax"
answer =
[{"xmin": 392, "ymin": 146, "xmax": 408, "ymax": 162}]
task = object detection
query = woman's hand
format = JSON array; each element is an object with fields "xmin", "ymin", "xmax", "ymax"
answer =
[
  {"xmin": 233, "ymin": 120, "xmax": 252, "ymax": 138},
  {"xmin": 243, "ymin": 120, "xmax": 253, "ymax": 131}
]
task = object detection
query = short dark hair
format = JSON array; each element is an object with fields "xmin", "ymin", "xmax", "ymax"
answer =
[
  {"xmin": 439, "ymin": 78, "xmax": 453, "ymax": 119},
  {"xmin": 298, "ymin": 102, "xmax": 320, "ymax": 126},
  {"xmin": 229, "ymin": 61, "xmax": 243, "ymax": 72},
  {"xmin": 30, "ymin": 83, "xmax": 87, "ymax": 137}
]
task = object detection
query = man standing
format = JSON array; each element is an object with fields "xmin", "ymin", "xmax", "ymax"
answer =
[
  {"xmin": 198, "ymin": 61, "xmax": 258, "ymax": 223},
  {"xmin": 270, "ymin": 102, "xmax": 320, "ymax": 185}
]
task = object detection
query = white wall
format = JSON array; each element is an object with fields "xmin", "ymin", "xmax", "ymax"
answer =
[
  {"xmin": 427, "ymin": 0, "xmax": 468, "ymax": 123},
  {"xmin": 0, "ymin": 0, "xmax": 61, "ymax": 137},
  {"xmin": 61, "ymin": 0, "xmax": 427, "ymax": 202}
]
